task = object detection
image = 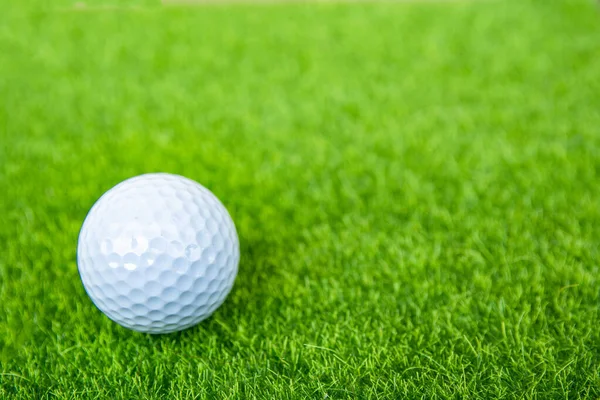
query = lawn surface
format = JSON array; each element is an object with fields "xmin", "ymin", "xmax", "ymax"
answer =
[{"xmin": 1, "ymin": 0, "xmax": 600, "ymax": 398}]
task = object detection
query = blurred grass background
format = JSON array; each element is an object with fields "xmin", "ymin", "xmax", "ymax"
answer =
[{"xmin": 1, "ymin": 0, "xmax": 600, "ymax": 398}]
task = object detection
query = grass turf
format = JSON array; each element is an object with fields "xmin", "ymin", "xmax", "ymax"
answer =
[{"xmin": 1, "ymin": 0, "xmax": 600, "ymax": 398}]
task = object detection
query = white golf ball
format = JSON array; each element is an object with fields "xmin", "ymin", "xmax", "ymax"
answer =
[{"xmin": 77, "ymin": 173, "xmax": 239, "ymax": 334}]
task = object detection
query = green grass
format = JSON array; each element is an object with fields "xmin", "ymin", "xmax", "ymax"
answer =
[{"xmin": 1, "ymin": 0, "xmax": 600, "ymax": 398}]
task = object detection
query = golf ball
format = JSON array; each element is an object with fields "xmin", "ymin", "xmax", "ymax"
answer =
[{"xmin": 77, "ymin": 173, "xmax": 239, "ymax": 334}]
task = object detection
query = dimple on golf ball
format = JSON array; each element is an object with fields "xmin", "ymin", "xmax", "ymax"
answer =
[{"xmin": 77, "ymin": 173, "xmax": 239, "ymax": 334}]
